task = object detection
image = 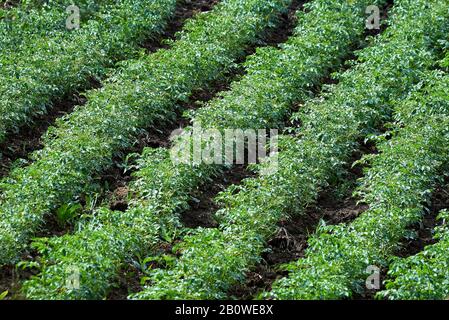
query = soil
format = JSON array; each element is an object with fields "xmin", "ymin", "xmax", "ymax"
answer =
[
  {"xmin": 104, "ymin": 2, "xmax": 304, "ymax": 298},
  {"xmin": 0, "ymin": 262, "xmax": 39, "ymax": 300},
  {"xmin": 107, "ymin": 239, "xmax": 182, "ymax": 300},
  {"xmin": 365, "ymin": 0, "xmax": 394, "ymax": 37},
  {"xmin": 0, "ymin": 0, "xmax": 223, "ymax": 299},
  {"xmin": 181, "ymin": 165, "xmax": 255, "ymax": 228},
  {"xmin": 101, "ymin": 72, "xmax": 238, "ymax": 213},
  {"xmin": 107, "ymin": 262, "xmax": 145, "ymax": 300},
  {"xmin": 0, "ymin": 0, "xmax": 398, "ymax": 301},
  {"xmin": 228, "ymin": 194, "xmax": 369, "ymax": 299},
  {"xmin": 357, "ymin": 180, "xmax": 449, "ymax": 300},
  {"xmin": 262, "ymin": 0, "xmax": 303, "ymax": 48},
  {"xmin": 306, "ymin": 0, "xmax": 393, "ymax": 98},
  {"xmin": 237, "ymin": 129, "xmax": 446, "ymax": 301},
  {"xmin": 396, "ymin": 181, "xmax": 449, "ymax": 258},
  {"xmin": 0, "ymin": 267, "xmax": 20, "ymax": 299}
]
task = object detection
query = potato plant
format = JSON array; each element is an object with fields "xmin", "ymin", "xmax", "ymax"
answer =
[
  {"xmin": 0, "ymin": 1, "xmax": 116, "ymax": 56},
  {"xmin": 375, "ymin": 70, "xmax": 449, "ymax": 300}
]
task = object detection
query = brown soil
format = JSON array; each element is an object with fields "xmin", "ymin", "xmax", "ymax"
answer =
[
  {"xmin": 181, "ymin": 165, "xmax": 255, "ymax": 228},
  {"xmin": 104, "ymin": 3, "xmax": 304, "ymax": 298},
  {"xmin": 107, "ymin": 263, "xmax": 144, "ymax": 300},
  {"xmin": 0, "ymin": 1, "xmax": 222, "ymax": 299},
  {"xmin": 107, "ymin": 166, "xmax": 255, "ymax": 299},
  {"xmin": 0, "ymin": 263, "xmax": 38, "ymax": 300},
  {"xmin": 1, "ymin": 0, "xmax": 17, "ymax": 9},
  {"xmin": 396, "ymin": 181, "xmax": 449, "ymax": 258},
  {"xmin": 108, "ymin": 0, "xmax": 394, "ymax": 300},
  {"xmin": 261, "ymin": 0, "xmax": 302, "ymax": 47},
  {"xmin": 228, "ymin": 194, "xmax": 369, "ymax": 299},
  {"xmin": 0, "ymin": 266, "xmax": 20, "ymax": 299},
  {"xmin": 365, "ymin": 0, "xmax": 394, "ymax": 37},
  {"xmin": 305, "ymin": 0, "xmax": 393, "ymax": 98},
  {"xmin": 101, "ymin": 73, "xmax": 238, "ymax": 213},
  {"xmin": 357, "ymin": 180, "xmax": 449, "ymax": 300},
  {"xmin": 107, "ymin": 240, "xmax": 182, "ymax": 300}
]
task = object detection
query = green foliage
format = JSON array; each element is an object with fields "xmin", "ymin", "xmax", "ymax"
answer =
[
  {"xmin": 20, "ymin": 0, "xmax": 292, "ymax": 299},
  {"xmin": 55, "ymin": 203, "xmax": 83, "ymax": 226},
  {"xmin": 8, "ymin": 0, "xmax": 449, "ymax": 302},
  {"xmin": 21, "ymin": 149, "xmax": 218, "ymax": 300},
  {"xmin": 0, "ymin": 0, "xmax": 116, "ymax": 59},
  {"xmin": 190, "ymin": 0, "xmax": 379, "ymax": 130},
  {"xmin": 1, "ymin": 0, "xmax": 290, "ymax": 266},
  {"xmin": 0, "ymin": 291, "xmax": 8, "ymax": 300}
]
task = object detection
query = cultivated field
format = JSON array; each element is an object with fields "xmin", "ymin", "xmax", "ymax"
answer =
[{"xmin": 1, "ymin": 0, "xmax": 449, "ymax": 300}]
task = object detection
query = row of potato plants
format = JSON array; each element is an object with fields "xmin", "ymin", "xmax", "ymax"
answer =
[
  {"xmin": 22, "ymin": 0, "xmax": 383, "ymax": 300},
  {"xmin": 376, "ymin": 69, "xmax": 449, "ymax": 300},
  {"xmin": 0, "ymin": 0, "xmax": 291, "ymax": 265},
  {"xmin": 134, "ymin": 0, "xmax": 449, "ymax": 300},
  {"xmin": 0, "ymin": 0, "xmax": 177, "ymax": 142},
  {"xmin": 268, "ymin": 69, "xmax": 449, "ymax": 299}
]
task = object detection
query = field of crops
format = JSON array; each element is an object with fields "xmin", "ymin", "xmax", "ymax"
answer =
[{"xmin": 1, "ymin": 0, "xmax": 449, "ymax": 301}]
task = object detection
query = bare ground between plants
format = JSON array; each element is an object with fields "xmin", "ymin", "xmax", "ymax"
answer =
[
  {"xmin": 107, "ymin": 165, "xmax": 255, "ymax": 300},
  {"xmin": 1, "ymin": 0, "xmax": 398, "ymax": 300},
  {"xmin": 1, "ymin": 0, "xmax": 18, "ymax": 9},
  {"xmin": 0, "ymin": 0, "xmax": 305, "ymax": 300},
  {"xmin": 227, "ymin": 1, "xmax": 394, "ymax": 299}
]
